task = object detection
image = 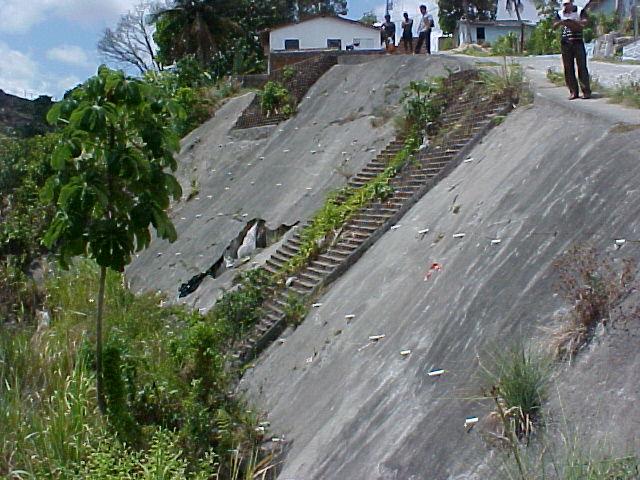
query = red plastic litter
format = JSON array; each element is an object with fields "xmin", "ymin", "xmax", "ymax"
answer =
[{"xmin": 424, "ymin": 262, "xmax": 443, "ymax": 281}]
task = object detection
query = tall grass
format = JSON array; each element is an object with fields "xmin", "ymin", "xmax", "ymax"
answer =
[{"xmin": 1, "ymin": 260, "xmax": 276, "ymax": 478}]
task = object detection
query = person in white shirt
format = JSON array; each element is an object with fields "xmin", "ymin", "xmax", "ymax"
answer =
[{"xmin": 415, "ymin": 5, "xmax": 434, "ymax": 54}]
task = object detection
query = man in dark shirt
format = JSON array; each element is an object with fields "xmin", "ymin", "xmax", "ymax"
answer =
[
  {"xmin": 382, "ymin": 14, "xmax": 397, "ymax": 51},
  {"xmin": 554, "ymin": 0, "xmax": 591, "ymax": 99}
]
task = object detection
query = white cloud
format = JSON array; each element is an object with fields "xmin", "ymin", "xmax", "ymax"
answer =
[
  {"xmin": 0, "ymin": 42, "xmax": 84, "ymax": 98},
  {"xmin": 0, "ymin": 41, "xmax": 46, "ymax": 96},
  {"xmin": 46, "ymin": 45, "xmax": 90, "ymax": 67},
  {"xmin": 0, "ymin": 0, "xmax": 141, "ymax": 34}
]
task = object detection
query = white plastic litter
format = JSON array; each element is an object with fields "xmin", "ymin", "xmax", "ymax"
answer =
[
  {"xmin": 369, "ymin": 335, "xmax": 385, "ymax": 341},
  {"xmin": 276, "ymin": 183, "xmax": 283, "ymax": 187},
  {"xmin": 311, "ymin": 150, "xmax": 317, "ymax": 154},
  {"xmin": 305, "ymin": 357, "xmax": 313, "ymax": 364},
  {"xmin": 453, "ymin": 233, "xmax": 466, "ymax": 238},
  {"xmin": 615, "ymin": 239, "xmax": 626, "ymax": 246},
  {"xmin": 237, "ymin": 222, "xmax": 259, "ymax": 259},
  {"xmin": 464, "ymin": 417, "xmax": 479, "ymax": 428},
  {"xmin": 418, "ymin": 228, "xmax": 430, "ymax": 234},
  {"xmin": 428, "ymin": 369, "xmax": 445, "ymax": 377},
  {"xmin": 285, "ymin": 276, "xmax": 297, "ymax": 287},
  {"xmin": 491, "ymin": 239, "xmax": 502, "ymax": 245},
  {"xmin": 463, "ymin": 158, "xmax": 474, "ymax": 163},
  {"xmin": 195, "ymin": 214, "xmax": 202, "ymax": 218},
  {"xmin": 312, "ymin": 303, "xmax": 323, "ymax": 308},
  {"xmin": 390, "ymin": 225, "xmax": 401, "ymax": 230},
  {"xmin": 224, "ymin": 256, "xmax": 235, "ymax": 269},
  {"xmin": 400, "ymin": 350, "xmax": 411, "ymax": 356},
  {"xmin": 283, "ymin": 149, "xmax": 290, "ymax": 153},
  {"xmin": 345, "ymin": 314, "xmax": 355, "ymax": 320},
  {"xmin": 306, "ymin": 187, "xmax": 313, "ymax": 190}
]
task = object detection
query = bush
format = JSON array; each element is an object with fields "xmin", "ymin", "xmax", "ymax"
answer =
[
  {"xmin": 551, "ymin": 245, "xmax": 636, "ymax": 360},
  {"xmin": 493, "ymin": 32, "xmax": 519, "ymax": 55},
  {"xmin": 527, "ymin": 17, "xmax": 561, "ymax": 54},
  {"xmin": 259, "ymin": 81, "xmax": 295, "ymax": 117}
]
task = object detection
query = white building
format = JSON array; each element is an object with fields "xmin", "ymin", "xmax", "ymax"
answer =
[
  {"xmin": 268, "ymin": 16, "xmax": 382, "ymax": 51},
  {"xmin": 456, "ymin": 0, "xmax": 541, "ymax": 46}
]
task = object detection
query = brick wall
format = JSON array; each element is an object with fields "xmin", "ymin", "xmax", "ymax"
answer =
[{"xmin": 234, "ymin": 54, "xmax": 339, "ymax": 130}]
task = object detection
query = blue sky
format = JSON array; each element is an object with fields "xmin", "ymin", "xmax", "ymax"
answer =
[{"xmin": 0, "ymin": 0, "xmax": 435, "ymax": 99}]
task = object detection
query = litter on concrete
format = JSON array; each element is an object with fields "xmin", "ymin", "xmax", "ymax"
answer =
[
  {"xmin": 391, "ymin": 225, "xmax": 402, "ymax": 230},
  {"xmin": 305, "ymin": 357, "xmax": 313, "ymax": 364},
  {"xmin": 424, "ymin": 262, "xmax": 443, "ymax": 281},
  {"xmin": 418, "ymin": 228, "xmax": 430, "ymax": 234},
  {"xmin": 463, "ymin": 158, "xmax": 474, "ymax": 163},
  {"xmin": 615, "ymin": 239, "xmax": 626, "ymax": 246},
  {"xmin": 369, "ymin": 334, "xmax": 385, "ymax": 341},
  {"xmin": 345, "ymin": 314, "xmax": 356, "ymax": 320},
  {"xmin": 400, "ymin": 350, "xmax": 411, "ymax": 356},
  {"xmin": 491, "ymin": 239, "xmax": 502, "ymax": 245},
  {"xmin": 464, "ymin": 417, "xmax": 479, "ymax": 430},
  {"xmin": 285, "ymin": 277, "xmax": 297, "ymax": 287},
  {"xmin": 453, "ymin": 233, "xmax": 466, "ymax": 238},
  {"xmin": 312, "ymin": 303, "xmax": 323, "ymax": 308},
  {"xmin": 428, "ymin": 369, "xmax": 445, "ymax": 377}
]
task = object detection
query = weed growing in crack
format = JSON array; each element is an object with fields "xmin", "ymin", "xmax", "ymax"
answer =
[
  {"xmin": 480, "ymin": 343, "xmax": 550, "ymax": 443},
  {"xmin": 551, "ymin": 245, "xmax": 636, "ymax": 360},
  {"xmin": 283, "ymin": 293, "xmax": 308, "ymax": 327}
]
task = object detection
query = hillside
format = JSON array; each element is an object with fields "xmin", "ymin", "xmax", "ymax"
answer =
[
  {"xmin": 0, "ymin": 89, "xmax": 53, "ymax": 137},
  {"xmin": 126, "ymin": 54, "xmax": 640, "ymax": 478}
]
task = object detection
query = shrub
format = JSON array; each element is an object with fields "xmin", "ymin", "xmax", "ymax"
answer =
[
  {"xmin": 259, "ymin": 81, "xmax": 295, "ymax": 117},
  {"xmin": 493, "ymin": 32, "xmax": 519, "ymax": 55},
  {"xmin": 551, "ymin": 245, "xmax": 636, "ymax": 360},
  {"xmin": 283, "ymin": 293, "xmax": 308, "ymax": 327},
  {"xmin": 527, "ymin": 17, "xmax": 561, "ymax": 55}
]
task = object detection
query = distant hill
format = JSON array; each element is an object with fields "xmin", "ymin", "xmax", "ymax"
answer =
[{"xmin": 0, "ymin": 89, "xmax": 54, "ymax": 137}]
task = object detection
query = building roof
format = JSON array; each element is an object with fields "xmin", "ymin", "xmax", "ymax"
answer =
[{"xmin": 266, "ymin": 15, "xmax": 380, "ymax": 33}]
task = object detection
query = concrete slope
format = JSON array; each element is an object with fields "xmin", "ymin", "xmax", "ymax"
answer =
[
  {"xmin": 241, "ymin": 95, "xmax": 640, "ymax": 478},
  {"xmin": 126, "ymin": 55, "xmax": 469, "ymax": 308}
]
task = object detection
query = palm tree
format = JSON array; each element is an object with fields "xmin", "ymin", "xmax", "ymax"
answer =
[{"xmin": 151, "ymin": 0, "xmax": 241, "ymax": 65}]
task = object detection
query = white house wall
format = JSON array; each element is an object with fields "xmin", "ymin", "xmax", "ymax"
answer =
[{"xmin": 270, "ymin": 18, "xmax": 381, "ymax": 51}]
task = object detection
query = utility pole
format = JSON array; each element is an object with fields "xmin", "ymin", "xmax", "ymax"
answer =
[{"xmin": 386, "ymin": 0, "xmax": 393, "ymax": 17}]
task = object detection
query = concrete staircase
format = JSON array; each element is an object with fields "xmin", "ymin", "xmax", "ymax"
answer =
[{"xmin": 233, "ymin": 71, "xmax": 515, "ymax": 363}]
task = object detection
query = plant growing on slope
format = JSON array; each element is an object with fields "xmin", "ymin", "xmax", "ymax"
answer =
[
  {"xmin": 259, "ymin": 81, "xmax": 295, "ymax": 118},
  {"xmin": 551, "ymin": 245, "xmax": 636, "ymax": 360},
  {"xmin": 42, "ymin": 65, "xmax": 184, "ymax": 413},
  {"xmin": 283, "ymin": 293, "xmax": 308, "ymax": 327}
]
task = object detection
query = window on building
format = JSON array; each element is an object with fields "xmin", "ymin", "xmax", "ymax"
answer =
[
  {"xmin": 476, "ymin": 27, "xmax": 486, "ymax": 42},
  {"xmin": 327, "ymin": 39, "xmax": 342, "ymax": 49},
  {"xmin": 284, "ymin": 39, "xmax": 300, "ymax": 50}
]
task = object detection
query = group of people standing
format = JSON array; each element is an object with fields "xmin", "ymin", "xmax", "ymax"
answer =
[{"xmin": 380, "ymin": 5, "xmax": 435, "ymax": 54}]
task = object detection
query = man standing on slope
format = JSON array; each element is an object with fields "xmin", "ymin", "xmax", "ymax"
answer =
[
  {"xmin": 554, "ymin": 0, "xmax": 591, "ymax": 99},
  {"xmin": 415, "ymin": 5, "xmax": 434, "ymax": 54}
]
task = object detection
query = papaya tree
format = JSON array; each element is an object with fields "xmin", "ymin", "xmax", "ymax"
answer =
[{"xmin": 42, "ymin": 65, "xmax": 184, "ymax": 413}]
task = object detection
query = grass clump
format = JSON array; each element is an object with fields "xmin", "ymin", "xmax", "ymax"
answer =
[
  {"xmin": 551, "ymin": 245, "xmax": 636, "ymax": 360},
  {"xmin": 482, "ymin": 343, "xmax": 550, "ymax": 442}
]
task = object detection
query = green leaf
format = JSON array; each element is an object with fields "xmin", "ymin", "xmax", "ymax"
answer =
[
  {"xmin": 46, "ymin": 103, "xmax": 64, "ymax": 125},
  {"xmin": 51, "ymin": 144, "xmax": 72, "ymax": 170}
]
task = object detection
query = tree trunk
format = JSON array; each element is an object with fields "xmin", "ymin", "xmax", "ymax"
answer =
[{"xmin": 96, "ymin": 265, "xmax": 107, "ymax": 414}]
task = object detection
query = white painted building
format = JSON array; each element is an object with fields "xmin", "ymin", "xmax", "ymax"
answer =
[
  {"xmin": 456, "ymin": 0, "xmax": 541, "ymax": 46},
  {"xmin": 268, "ymin": 16, "xmax": 382, "ymax": 51}
]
